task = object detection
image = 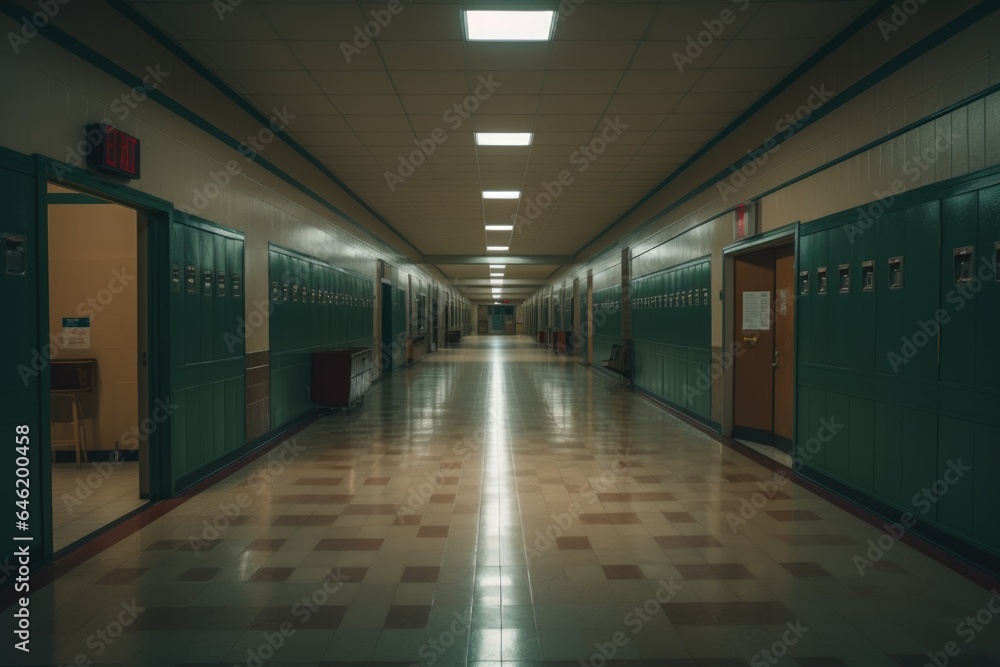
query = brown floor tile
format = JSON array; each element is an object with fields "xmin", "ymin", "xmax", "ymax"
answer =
[
  {"xmin": 364, "ymin": 477, "xmax": 390, "ymax": 485},
  {"xmin": 556, "ymin": 537, "xmax": 591, "ymax": 550},
  {"xmin": 601, "ymin": 564, "xmax": 645, "ymax": 580},
  {"xmin": 294, "ymin": 477, "xmax": 344, "ymax": 485},
  {"xmin": 429, "ymin": 494, "xmax": 456, "ymax": 503},
  {"xmin": 780, "ymin": 562, "xmax": 832, "ymax": 577},
  {"xmin": 662, "ymin": 511, "xmax": 696, "ymax": 523},
  {"xmin": 247, "ymin": 567, "xmax": 294, "ymax": 582},
  {"xmin": 383, "ymin": 605, "xmax": 431, "ymax": 629},
  {"xmin": 393, "ymin": 514, "xmax": 423, "ymax": 526},
  {"xmin": 315, "ymin": 538, "xmax": 384, "ymax": 551},
  {"xmin": 416, "ymin": 525, "xmax": 449, "ymax": 538},
  {"xmin": 177, "ymin": 540, "xmax": 222, "ymax": 552},
  {"xmin": 272, "ymin": 514, "xmax": 337, "ymax": 526},
  {"xmin": 176, "ymin": 567, "xmax": 222, "ymax": 583}
]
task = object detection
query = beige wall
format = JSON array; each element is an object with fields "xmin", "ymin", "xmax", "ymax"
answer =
[
  {"xmin": 0, "ymin": 2, "xmax": 467, "ymax": 356},
  {"xmin": 48, "ymin": 202, "xmax": 138, "ymax": 452}
]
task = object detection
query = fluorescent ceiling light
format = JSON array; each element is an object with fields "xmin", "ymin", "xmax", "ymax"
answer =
[
  {"xmin": 489, "ymin": 264, "xmax": 506, "ymax": 269},
  {"xmin": 487, "ymin": 246, "xmax": 509, "ymax": 252},
  {"xmin": 476, "ymin": 132, "xmax": 533, "ymax": 146},
  {"xmin": 464, "ymin": 10, "xmax": 555, "ymax": 41},
  {"xmin": 485, "ymin": 225, "xmax": 514, "ymax": 231},
  {"xmin": 483, "ymin": 191, "xmax": 519, "ymax": 199},
  {"xmin": 491, "ymin": 279, "xmax": 503, "ymax": 285},
  {"xmin": 490, "ymin": 273, "xmax": 503, "ymax": 277}
]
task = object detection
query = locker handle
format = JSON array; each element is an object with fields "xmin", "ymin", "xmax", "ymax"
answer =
[
  {"xmin": 772, "ymin": 350, "xmax": 779, "ymax": 369},
  {"xmin": 743, "ymin": 335, "xmax": 758, "ymax": 346}
]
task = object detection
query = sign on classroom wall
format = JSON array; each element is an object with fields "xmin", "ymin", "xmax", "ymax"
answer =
[
  {"xmin": 741, "ymin": 291, "xmax": 771, "ymax": 331},
  {"xmin": 62, "ymin": 317, "xmax": 91, "ymax": 349}
]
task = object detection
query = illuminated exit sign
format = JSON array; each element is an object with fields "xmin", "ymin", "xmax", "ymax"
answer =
[{"xmin": 85, "ymin": 123, "xmax": 140, "ymax": 180}]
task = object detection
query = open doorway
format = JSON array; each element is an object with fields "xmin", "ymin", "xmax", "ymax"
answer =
[
  {"xmin": 727, "ymin": 238, "xmax": 796, "ymax": 465},
  {"xmin": 47, "ymin": 184, "xmax": 149, "ymax": 551}
]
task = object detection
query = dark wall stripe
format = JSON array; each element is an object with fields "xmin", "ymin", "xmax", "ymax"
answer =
[
  {"xmin": 104, "ymin": 0, "xmax": 418, "ymax": 257},
  {"xmin": 0, "ymin": 0, "xmax": 421, "ymax": 261}
]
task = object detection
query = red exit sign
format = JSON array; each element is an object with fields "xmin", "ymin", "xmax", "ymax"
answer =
[{"xmin": 85, "ymin": 124, "xmax": 140, "ymax": 180}]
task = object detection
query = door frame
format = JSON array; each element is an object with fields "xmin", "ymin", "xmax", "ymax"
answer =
[
  {"xmin": 37, "ymin": 157, "xmax": 175, "ymax": 557},
  {"xmin": 721, "ymin": 222, "xmax": 799, "ymax": 441}
]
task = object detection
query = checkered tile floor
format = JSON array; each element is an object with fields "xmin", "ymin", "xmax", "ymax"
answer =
[{"xmin": 6, "ymin": 336, "xmax": 999, "ymax": 666}]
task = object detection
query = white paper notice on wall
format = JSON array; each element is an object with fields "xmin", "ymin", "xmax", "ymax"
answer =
[
  {"xmin": 742, "ymin": 291, "xmax": 771, "ymax": 331},
  {"xmin": 62, "ymin": 317, "xmax": 91, "ymax": 349}
]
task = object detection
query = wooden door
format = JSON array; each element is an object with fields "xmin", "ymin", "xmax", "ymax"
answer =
[{"xmin": 733, "ymin": 249, "xmax": 775, "ymax": 437}]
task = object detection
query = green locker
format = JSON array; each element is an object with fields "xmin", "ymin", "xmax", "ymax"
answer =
[
  {"xmin": 183, "ymin": 225, "xmax": 201, "ymax": 365},
  {"xmin": 872, "ymin": 402, "xmax": 903, "ymax": 505},
  {"xmin": 827, "ymin": 230, "xmax": 852, "ymax": 369},
  {"xmin": 899, "ymin": 408, "xmax": 937, "ymax": 517},
  {"xmin": 807, "ymin": 387, "xmax": 828, "ymax": 472},
  {"xmin": 936, "ymin": 416, "xmax": 975, "ymax": 538},
  {"xmin": 810, "ymin": 229, "xmax": 829, "ymax": 367},
  {"xmin": 853, "ymin": 220, "xmax": 876, "ymax": 372},
  {"xmin": 976, "ymin": 185, "xmax": 1000, "ymax": 389},
  {"xmin": 903, "ymin": 201, "xmax": 940, "ymax": 381},
  {"xmin": 875, "ymin": 211, "xmax": 905, "ymax": 375},
  {"xmin": 797, "ymin": 234, "xmax": 813, "ymax": 365},
  {"xmin": 200, "ymin": 229, "xmax": 214, "ymax": 364},
  {"xmin": 940, "ymin": 193, "xmax": 978, "ymax": 385},
  {"xmin": 848, "ymin": 397, "xmax": 875, "ymax": 491},
  {"xmin": 212, "ymin": 233, "xmax": 226, "ymax": 362}
]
